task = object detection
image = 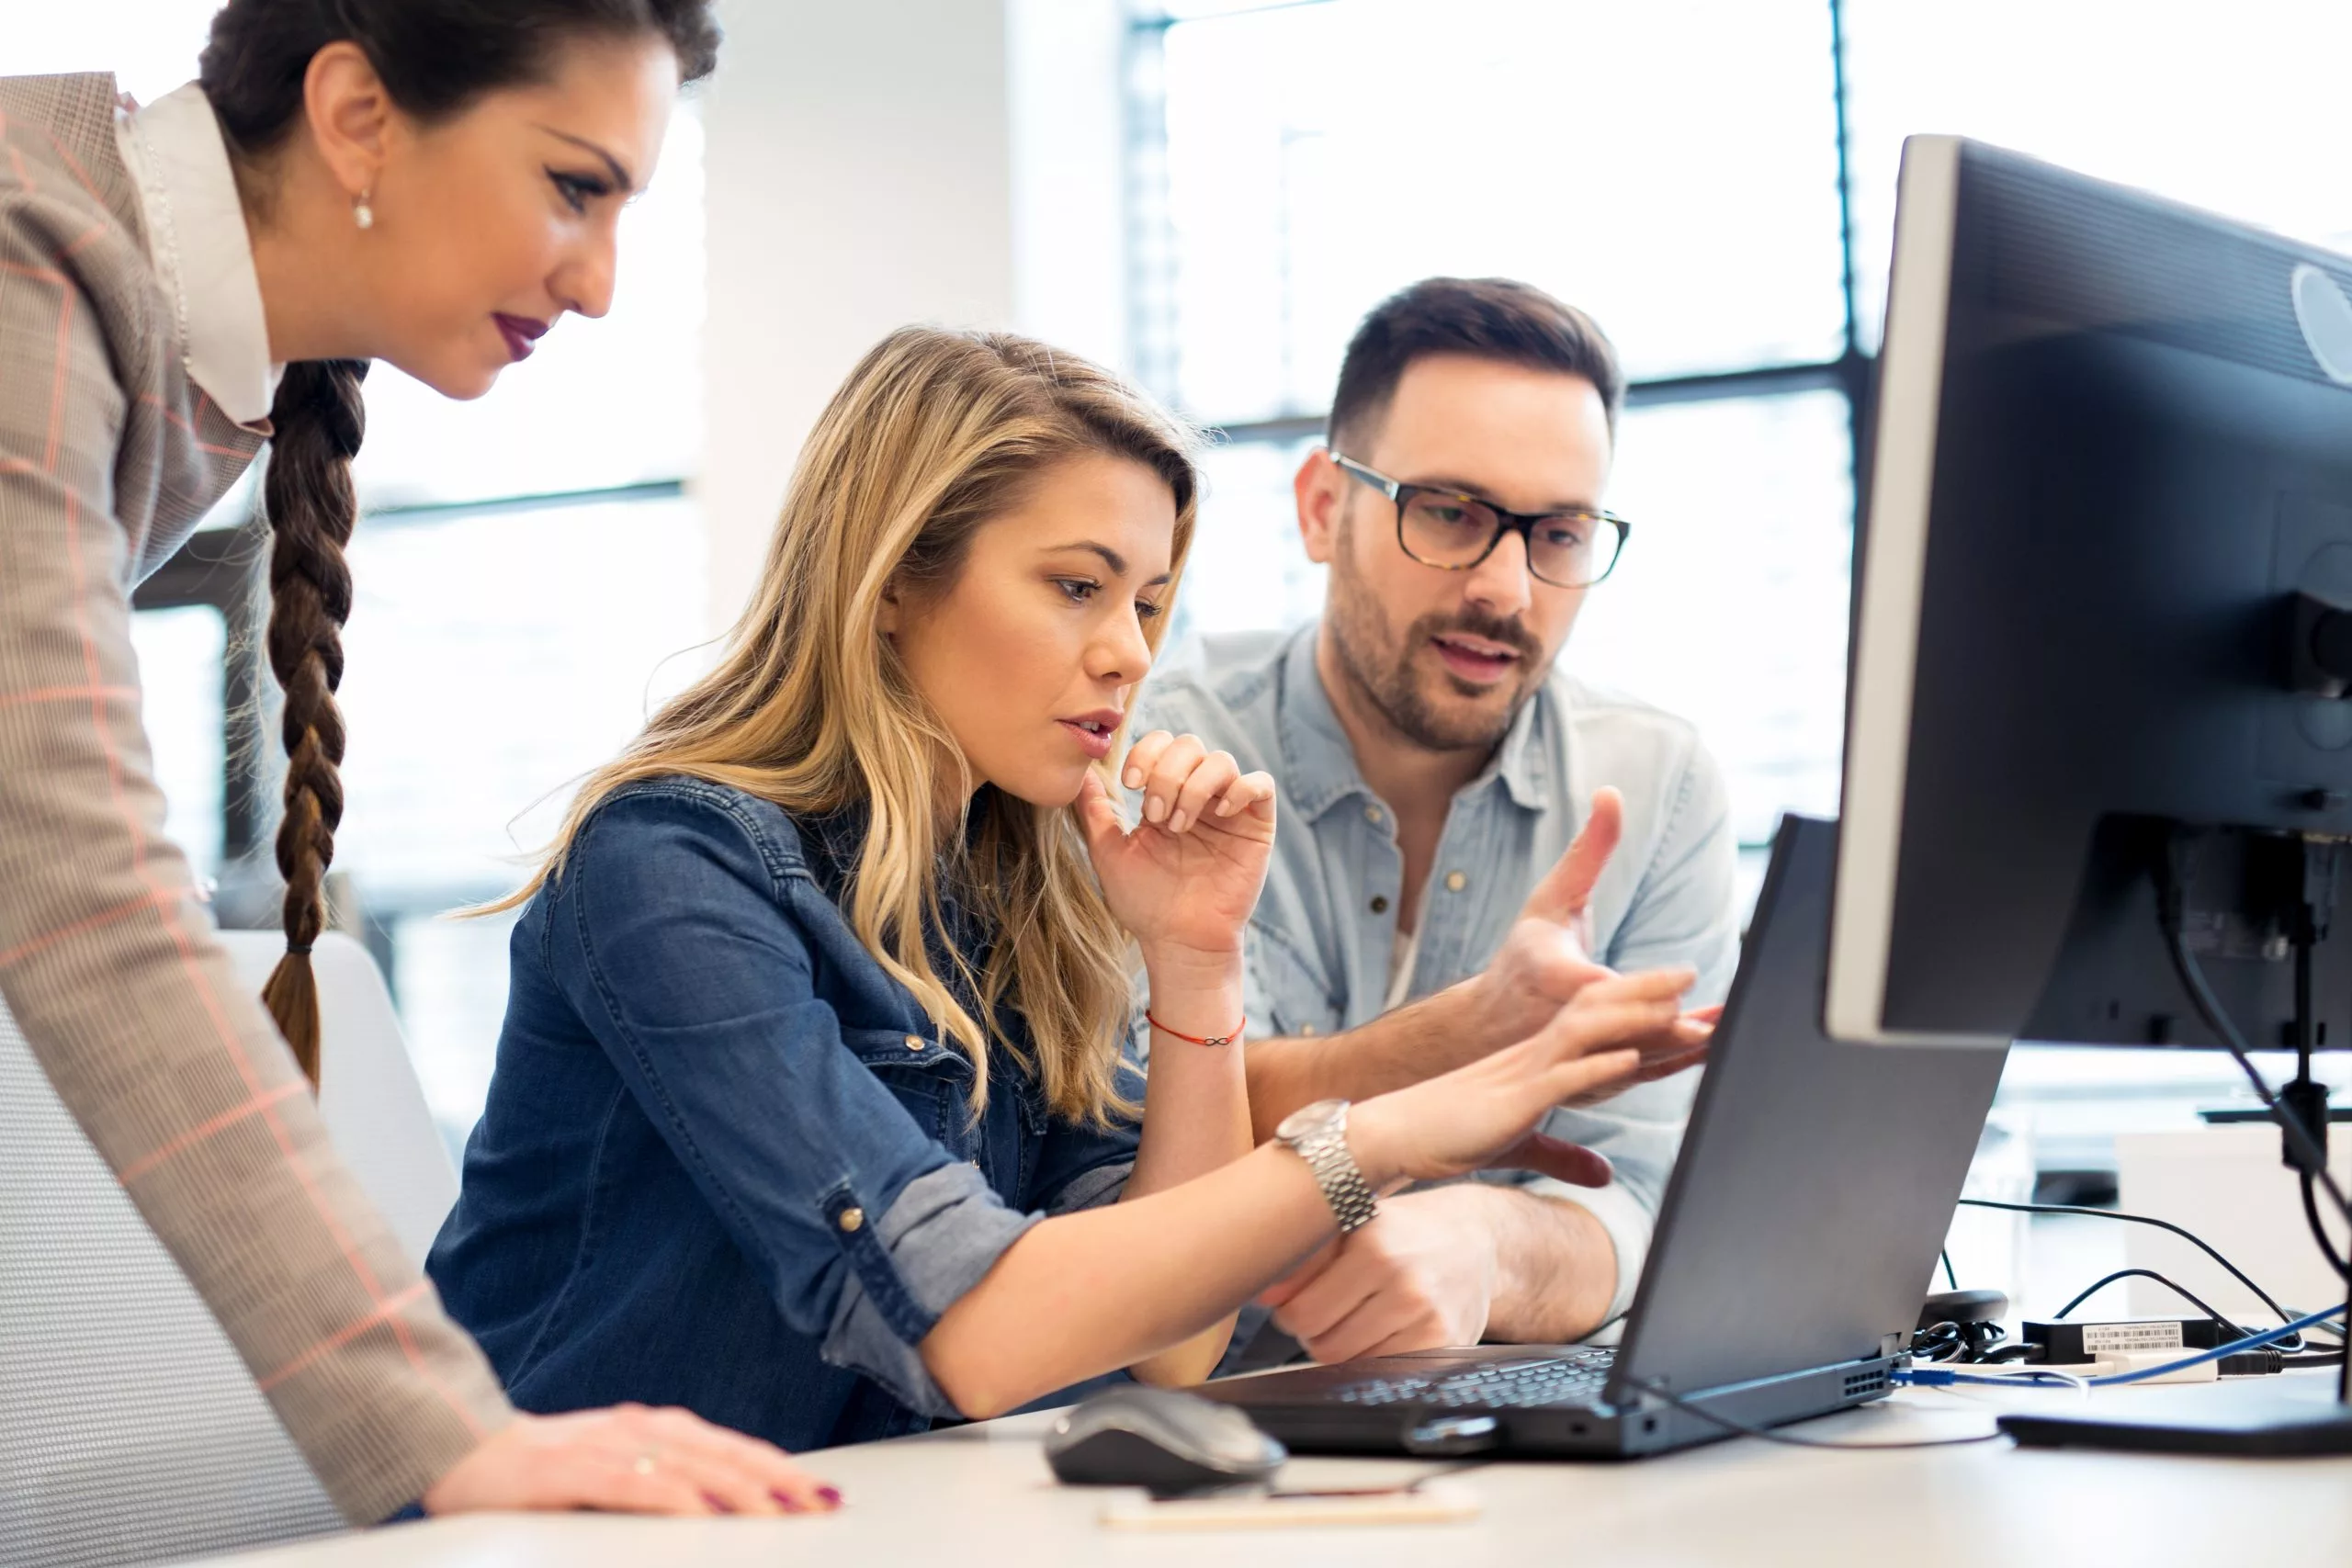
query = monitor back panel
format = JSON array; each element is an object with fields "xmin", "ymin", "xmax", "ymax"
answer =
[{"xmin": 1865, "ymin": 137, "xmax": 2352, "ymax": 1046}]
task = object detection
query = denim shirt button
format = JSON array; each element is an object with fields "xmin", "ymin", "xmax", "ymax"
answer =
[
  {"xmin": 903, "ymin": 1035, "xmax": 925, "ymax": 1053},
  {"xmin": 1364, "ymin": 805, "xmax": 1385, "ymax": 826},
  {"xmin": 837, "ymin": 1206, "xmax": 866, "ymax": 1234},
  {"xmin": 1369, "ymin": 896, "xmax": 1389, "ymax": 915},
  {"xmin": 1445, "ymin": 870, "xmax": 1468, "ymax": 893}
]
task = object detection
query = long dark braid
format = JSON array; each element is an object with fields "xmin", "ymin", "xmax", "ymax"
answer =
[
  {"xmin": 199, "ymin": 0, "xmax": 720, "ymax": 1088},
  {"xmin": 257, "ymin": 360, "xmax": 367, "ymax": 1087}
]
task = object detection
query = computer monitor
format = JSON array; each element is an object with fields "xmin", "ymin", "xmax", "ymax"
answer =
[
  {"xmin": 1828, "ymin": 135, "xmax": 2352, "ymax": 1453},
  {"xmin": 1830, "ymin": 133, "xmax": 2352, "ymax": 1056}
]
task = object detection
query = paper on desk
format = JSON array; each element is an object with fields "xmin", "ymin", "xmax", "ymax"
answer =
[{"xmin": 1100, "ymin": 1478, "xmax": 1481, "ymax": 1531}]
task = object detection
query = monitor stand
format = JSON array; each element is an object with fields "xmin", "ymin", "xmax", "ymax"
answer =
[{"xmin": 1999, "ymin": 1375, "xmax": 2352, "ymax": 1456}]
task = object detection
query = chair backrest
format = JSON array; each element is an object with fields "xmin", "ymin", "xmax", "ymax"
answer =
[
  {"xmin": 209, "ymin": 931, "xmax": 459, "ymax": 1267},
  {"xmin": 0, "ymin": 931, "xmax": 461, "ymax": 1566},
  {"xmin": 0, "ymin": 993, "xmax": 345, "ymax": 1568}
]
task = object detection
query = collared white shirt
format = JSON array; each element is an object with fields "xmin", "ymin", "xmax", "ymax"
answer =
[{"xmin": 114, "ymin": 81, "xmax": 281, "ymax": 428}]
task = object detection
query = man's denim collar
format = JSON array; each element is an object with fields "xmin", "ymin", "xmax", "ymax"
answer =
[{"xmin": 1275, "ymin": 620, "xmax": 1553, "ymax": 823}]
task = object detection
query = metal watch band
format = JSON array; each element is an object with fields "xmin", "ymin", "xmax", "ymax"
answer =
[{"xmin": 1291, "ymin": 1120, "xmax": 1378, "ymax": 1234}]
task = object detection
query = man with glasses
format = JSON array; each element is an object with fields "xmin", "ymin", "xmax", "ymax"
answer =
[{"xmin": 1135, "ymin": 276, "xmax": 1736, "ymax": 1366}]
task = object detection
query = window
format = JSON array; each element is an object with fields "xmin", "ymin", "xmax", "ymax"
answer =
[
  {"xmin": 335, "ymin": 496, "xmax": 710, "ymax": 902},
  {"xmin": 1154, "ymin": 0, "xmax": 1849, "ymax": 422},
  {"xmin": 1136, "ymin": 0, "xmax": 1865, "ymax": 883},
  {"xmin": 1577, "ymin": 391, "xmax": 1853, "ymax": 848},
  {"xmin": 1843, "ymin": 0, "xmax": 2352, "ymax": 354},
  {"xmin": 1175, "ymin": 438, "xmax": 1323, "ymax": 644},
  {"xmin": 1130, "ymin": 0, "xmax": 2342, "ymax": 1151}
]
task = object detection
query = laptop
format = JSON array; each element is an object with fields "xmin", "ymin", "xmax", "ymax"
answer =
[{"xmin": 1199, "ymin": 814, "xmax": 2009, "ymax": 1459}]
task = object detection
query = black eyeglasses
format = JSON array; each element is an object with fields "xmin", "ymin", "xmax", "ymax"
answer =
[{"xmin": 1332, "ymin": 453, "xmax": 1631, "ymax": 590}]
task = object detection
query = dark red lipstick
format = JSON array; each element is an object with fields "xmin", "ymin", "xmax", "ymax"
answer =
[{"xmin": 493, "ymin": 312, "xmax": 549, "ymax": 363}]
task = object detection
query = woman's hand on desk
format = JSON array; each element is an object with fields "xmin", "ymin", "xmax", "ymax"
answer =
[{"xmin": 421, "ymin": 1404, "xmax": 840, "ymax": 1517}]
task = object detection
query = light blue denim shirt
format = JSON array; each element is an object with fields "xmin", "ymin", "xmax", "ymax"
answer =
[{"xmin": 1136, "ymin": 622, "xmax": 1739, "ymax": 1329}]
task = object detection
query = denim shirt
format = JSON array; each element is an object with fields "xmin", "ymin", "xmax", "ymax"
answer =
[
  {"xmin": 1136, "ymin": 623, "xmax": 1738, "ymax": 1327},
  {"xmin": 425, "ymin": 779, "xmax": 1139, "ymax": 1451}
]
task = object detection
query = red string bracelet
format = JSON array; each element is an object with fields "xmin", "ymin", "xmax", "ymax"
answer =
[{"xmin": 1146, "ymin": 1011, "xmax": 1245, "ymax": 1048}]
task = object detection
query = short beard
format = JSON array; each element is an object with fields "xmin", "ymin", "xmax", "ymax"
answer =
[{"xmin": 1324, "ymin": 519, "xmax": 1544, "ymax": 754}]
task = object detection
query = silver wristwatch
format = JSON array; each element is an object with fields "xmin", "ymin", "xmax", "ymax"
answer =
[{"xmin": 1274, "ymin": 1099, "xmax": 1378, "ymax": 1234}]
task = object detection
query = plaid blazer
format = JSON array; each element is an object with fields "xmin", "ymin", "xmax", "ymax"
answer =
[{"xmin": 0, "ymin": 74, "xmax": 511, "ymax": 1523}]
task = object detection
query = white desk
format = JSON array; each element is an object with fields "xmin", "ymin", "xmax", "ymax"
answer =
[{"xmin": 183, "ymin": 1374, "xmax": 2352, "ymax": 1568}]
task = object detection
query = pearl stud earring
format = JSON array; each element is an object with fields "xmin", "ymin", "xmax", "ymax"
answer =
[{"xmin": 354, "ymin": 189, "xmax": 375, "ymax": 231}]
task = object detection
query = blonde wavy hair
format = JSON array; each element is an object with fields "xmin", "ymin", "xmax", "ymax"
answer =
[{"xmin": 492, "ymin": 327, "xmax": 1200, "ymax": 1125}]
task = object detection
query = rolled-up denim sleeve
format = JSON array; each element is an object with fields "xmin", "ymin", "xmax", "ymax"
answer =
[
  {"xmin": 821, "ymin": 1163, "xmax": 1039, "ymax": 1414},
  {"xmin": 548, "ymin": 787, "xmax": 1035, "ymax": 1416},
  {"xmin": 830, "ymin": 1051, "xmax": 1140, "ymax": 1410}
]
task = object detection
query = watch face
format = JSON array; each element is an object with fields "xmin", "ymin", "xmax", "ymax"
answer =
[{"xmin": 1277, "ymin": 1098, "xmax": 1348, "ymax": 1143}]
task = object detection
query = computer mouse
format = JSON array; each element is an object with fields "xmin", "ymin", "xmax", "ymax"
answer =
[{"xmin": 1045, "ymin": 1385, "xmax": 1287, "ymax": 1495}]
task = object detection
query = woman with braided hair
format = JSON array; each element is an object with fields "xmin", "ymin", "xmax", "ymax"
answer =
[{"xmin": 0, "ymin": 0, "xmax": 833, "ymax": 1526}]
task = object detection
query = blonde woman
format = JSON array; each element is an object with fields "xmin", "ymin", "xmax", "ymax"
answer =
[{"xmin": 425, "ymin": 327, "xmax": 1694, "ymax": 1455}]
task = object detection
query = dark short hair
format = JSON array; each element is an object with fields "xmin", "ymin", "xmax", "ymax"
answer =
[{"xmin": 1327, "ymin": 276, "xmax": 1624, "ymax": 455}]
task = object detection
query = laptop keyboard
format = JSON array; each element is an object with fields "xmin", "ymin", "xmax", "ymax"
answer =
[{"xmin": 1327, "ymin": 1348, "xmax": 1617, "ymax": 1410}]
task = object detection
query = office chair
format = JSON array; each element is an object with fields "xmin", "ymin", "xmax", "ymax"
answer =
[
  {"xmin": 0, "ymin": 990, "xmax": 346, "ymax": 1568},
  {"xmin": 0, "ymin": 931, "xmax": 459, "ymax": 1565},
  {"xmin": 211, "ymin": 931, "xmax": 460, "ymax": 1268}
]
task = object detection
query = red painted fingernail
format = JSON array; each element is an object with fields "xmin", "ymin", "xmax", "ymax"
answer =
[
  {"xmin": 703, "ymin": 1491, "xmax": 734, "ymax": 1514},
  {"xmin": 817, "ymin": 1485, "xmax": 844, "ymax": 1507},
  {"xmin": 771, "ymin": 1489, "xmax": 804, "ymax": 1513}
]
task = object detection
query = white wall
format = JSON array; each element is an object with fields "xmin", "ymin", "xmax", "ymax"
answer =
[{"xmin": 699, "ymin": 0, "xmax": 1020, "ymax": 632}]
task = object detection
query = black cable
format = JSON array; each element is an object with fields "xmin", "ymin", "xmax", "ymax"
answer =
[
  {"xmin": 2301, "ymin": 1169, "xmax": 2351, "ymax": 1281},
  {"xmin": 1908, "ymin": 1317, "xmax": 2007, "ymax": 1364},
  {"xmin": 2153, "ymin": 845, "xmax": 2352, "ymax": 1238},
  {"xmin": 1956, "ymin": 1198, "xmax": 2306, "ymax": 1331},
  {"xmin": 2161, "ymin": 905, "xmax": 2352, "ymax": 1386},
  {"xmin": 1404, "ymin": 1459, "xmax": 1489, "ymax": 1491},
  {"xmin": 1613, "ymin": 1376, "xmax": 2004, "ymax": 1451},
  {"xmin": 2052, "ymin": 1268, "xmax": 2249, "ymax": 1341},
  {"xmin": 1939, "ymin": 1249, "xmax": 1958, "ymax": 1291},
  {"xmin": 1909, "ymin": 1321, "xmax": 1967, "ymax": 1363}
]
